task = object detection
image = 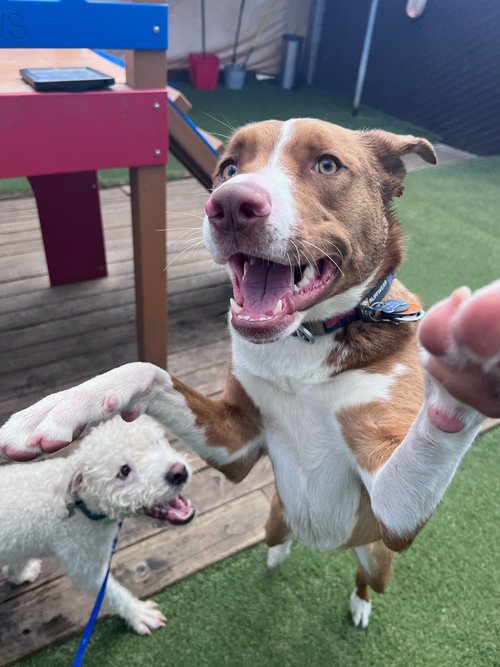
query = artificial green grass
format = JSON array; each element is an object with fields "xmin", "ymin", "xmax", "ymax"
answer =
[
  {"xmin": 14, "ymin": 157, "xmax": 500, "ymax": 665},
  {"xmin": 17, "ymin": 429, "xmax": 500, "ymax": 667},
  {"xmin": 183, "ymin": 79, "xmax": 437, "ymax": 143},
  {"xmin": 396, "ymin": 156, "xmax": 500, "ymax": 306},
  {"xmin": 0, "ymin": 80, "xmax": 436, "ymax": 199}
]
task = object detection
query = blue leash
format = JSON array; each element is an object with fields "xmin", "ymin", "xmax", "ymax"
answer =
[{"xmin": 72, "ymin": 521, "xmax": 122, "ymax": 667}]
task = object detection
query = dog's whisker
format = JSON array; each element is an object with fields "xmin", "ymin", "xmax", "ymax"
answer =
[
  {"xmin": 200, "ymin": 112, "xmax": 237, "ymax": 134},
  {"xmin": 301, "ymin": 239, "xmax": 345, "ymax": 278},
  {"xmin": 165, "ymin": 241, "xmax": 204, "ymax": 270},
  {"xmin": 289, "ymin": 239, "xmax": 303, "ymax": 269},
  {"xmin": 221, "ymin": 114, "xmax": 237, "ymax": 133},
  {"xmin": 178, "ymin": 232, "xmax": 203, "ymax": 242},
  {"xmin": 296, "ymin": 241, "xmax": 321, "ymax": 275},
  {"xmin": 171, "ymin": 212, "xmax": 205, "ymax": 221},
  {"xmin": 209, "ymin": 130, "xmax": 232, "ymax": 140}
]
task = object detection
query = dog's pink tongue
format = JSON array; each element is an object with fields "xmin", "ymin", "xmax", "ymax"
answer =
[{"xmin": 241, "ymin": 260, "xmax": 293, "ymax": 314}]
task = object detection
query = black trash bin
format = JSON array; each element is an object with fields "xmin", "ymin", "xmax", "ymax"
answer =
[{"xmin": 280, "ymin": 34, "xmax": 303, "ymax": 90}]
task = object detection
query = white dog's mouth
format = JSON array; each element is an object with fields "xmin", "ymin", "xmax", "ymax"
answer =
[
  {"xmin": 227, "ymin": 253, "xmax": 341, "ymax": 340},
  {"xmin": 144, "ymin": 495, "xmax": 195, "ymax": 525}
]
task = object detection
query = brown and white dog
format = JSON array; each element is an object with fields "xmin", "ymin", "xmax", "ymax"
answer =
[{"xmin": 1, "ymin": 119, "xmax": 496, "ymax": 628}]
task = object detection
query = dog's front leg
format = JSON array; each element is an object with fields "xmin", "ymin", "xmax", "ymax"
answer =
[
  {"xmin": 361, "ymin": 373, "xmax": 484, "ymax": 552},
  {"xmin": 103, "ymin": 576, "xmax": 167, "ymax": 635},
  {"xmin": 148, "ymin": 372, "xmax": 264, "ymax": 482},
  {"xmin": 58, "ymin": 534, "xmax": 166, "ymax": 635},
  {"xmin": 361, "ymin": 282, "xmax": 500, "ymax": 551},
  {"xmin": 0, "ymin": 362, "xmax": 263, "ymax": 481}
]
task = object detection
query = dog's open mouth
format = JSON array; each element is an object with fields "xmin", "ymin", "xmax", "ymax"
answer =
[
  {"xmin": 144, "ymin": 495, "xmax": 195, "ymax": 525},
  {"xmin": 227, "ymin": 253, "xmax": 341, "ymax": 339}
]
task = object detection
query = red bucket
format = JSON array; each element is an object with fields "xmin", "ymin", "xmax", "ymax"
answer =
[{"xmin": 189, "ymin": 53, "xmax": 220, "ymax": 90}]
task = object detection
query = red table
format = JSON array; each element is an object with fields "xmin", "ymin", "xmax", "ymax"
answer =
[{"xmin": 0, "ymin": 48, "xmax": 169, "ymax": 367}]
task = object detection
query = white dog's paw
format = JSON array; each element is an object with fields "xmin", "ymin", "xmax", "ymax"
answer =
[
  {"xmin": 349, "ymin": 590, "xmax": 372, "ymax": 629},
  {"xmin": 266, "ymin": 540, "xmax": 292, "ymax": 569},
  {"xmin": 128, "ymin": 599, "xmax": 167, "ymax": 635},
  {"xmin": 0, "ymin": 362, "xmax": 172, "ymax": 461},
  {"xmin": 2, "ymin": 559, "xmax": 43, "ymax": 585}
]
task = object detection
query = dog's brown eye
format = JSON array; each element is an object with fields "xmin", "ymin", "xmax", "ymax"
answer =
[
  {"xmin": 118, "ymin": 464, "xmax": 131, "ymax": 479},
  {"xmin": 221, "ymin": 161, "xmax": 237, "ymax": 180},
  {"xmin": 315, "ymin": 157, "xmax": 339, "ymax": 175}
]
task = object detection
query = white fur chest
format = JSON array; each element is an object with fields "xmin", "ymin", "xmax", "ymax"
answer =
[{"xmin": 232, "ymin": 333, "xmax": 399, "ymax": 550}]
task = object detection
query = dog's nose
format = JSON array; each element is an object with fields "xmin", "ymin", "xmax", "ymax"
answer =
[
  {"xmin": 165, "ymin": 462, "xmax": 189, "ymax": 486},
  {"xmin": 206, "ymin": 182, "xmax": 272, "ymax": 233}
]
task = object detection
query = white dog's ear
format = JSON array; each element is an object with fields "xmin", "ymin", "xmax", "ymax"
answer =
[
  {"xmin": 362, "ymin": 129, "xmax": 437, "ymax": 201},
  {"xmin": 67, "ymin": 469, "xmax": 84, "ymax": 500}
]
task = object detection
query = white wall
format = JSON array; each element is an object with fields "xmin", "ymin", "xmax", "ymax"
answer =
[{"xmin": 167, "ymin": 0, "xmax": 312, "ymax": 73}]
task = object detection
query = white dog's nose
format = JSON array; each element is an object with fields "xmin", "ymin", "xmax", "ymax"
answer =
[{"xmin": 165, "ymin": 463, "xmax": 189, "ymax": 486}]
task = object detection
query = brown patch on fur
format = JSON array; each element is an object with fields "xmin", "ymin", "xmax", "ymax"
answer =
[
  {"xmin": 172, "ymin": 369, "xmax": 263, "ymax": 482},
  {"xmin": 342, "ymin": 485, "xmax": 382, "ymax": 549},
  {"xmin": 337, "ymin": 335, "xmax": 424, "ymax": 474},
  {"xmin": 354, "ymin": 540, "xmax": 395, "ymax": 595},
  {"xmin": 355, "ymin": 570, "xmax": 371, "ymax": 602},
  {"xmin": 217, "ymin": 456, "xmax": 261, "ymax": 484},
  {"xmin": 265, "ymin": 492, "xmax": 290, "ymax": 547},
  {"xmin": 378, "ymin": 519, "xmax": 428, "ymax": 553},
  {"xmin": 327, "ymin": 280, "xmax": 422, "ymax": 375},
  {"xmin": 362, "ymin": 129, "xmax": 436, "ymax": 202},
  {"xmin": 212, "ymin": 121, "xmax": 283, "ymax": 184}
]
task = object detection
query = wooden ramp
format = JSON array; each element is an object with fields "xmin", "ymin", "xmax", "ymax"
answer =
[{"xmin": 0, "ymin": 179, "xmax": 275, "ymax": 665}]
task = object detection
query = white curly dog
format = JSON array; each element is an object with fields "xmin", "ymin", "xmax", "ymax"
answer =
[{"xmin": 0, "ymin": 416, "xmax": 194, "ymax": 635}]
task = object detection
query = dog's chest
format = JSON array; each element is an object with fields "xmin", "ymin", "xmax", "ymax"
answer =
[{"xmin": 233, "ymin": 337, "xmax": 398, "ymax": 550}]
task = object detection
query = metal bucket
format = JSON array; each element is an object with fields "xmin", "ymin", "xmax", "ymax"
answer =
[{"xmin": 224, "ymin": 64, "xmax": 247, "ymax": 90}]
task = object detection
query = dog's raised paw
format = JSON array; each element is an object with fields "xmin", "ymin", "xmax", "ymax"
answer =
[
  {"xmin": 0, "ymin": 362, "xmax": 173, "ymax": 461},
  {"xmin": 419, "ymin": 280, "xmax": 500, "ymax": 419},
  {"xmin": 349, "ymin": 590, "xmax": 372, "ymax": 629}
]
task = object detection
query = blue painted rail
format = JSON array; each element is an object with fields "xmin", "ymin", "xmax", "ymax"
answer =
[{"xmin": 0, "ymin": 0, "xmax": 168, "ymax": 49}]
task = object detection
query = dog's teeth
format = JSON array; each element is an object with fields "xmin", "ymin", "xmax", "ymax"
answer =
[
  {"xmin": 296, "ymin": 265, "xmax": 315, "ymax": 290},
  {"xmin": 303, "ymin": 264, "xmax": 315, "ymax": 279},
  {"xmin": 230, "ymin": 298, "xmax": 243, "ymax": 314},
  {"xmin": 243, "ymin": 315, "xmax": 251, "ymax": 320},
  {"xmin": 243, "ymin": 261, "xmax": 249, "ymax": 277},
  {"xmin": 249, "ymin": 257, "xmax": 256, "ymax": 266},
  {"xmin": 273, "ymin": 300, "xmax": 283, "ymax": 316}
]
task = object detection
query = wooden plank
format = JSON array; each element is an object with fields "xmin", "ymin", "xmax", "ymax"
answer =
[
  {"xmin": 0, "ymin": 299, "xmax": 228, "ymax": 380},
  {"xmin": 0, "ymin": 490, "xmax": 271, "ymax": 665},
  {"xmin": 0, "ymin": 270, "xmax": 228, "ymax": 333}
]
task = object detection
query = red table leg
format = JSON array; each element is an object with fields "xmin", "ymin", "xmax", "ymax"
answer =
[{"xmin": 28, "ymin": 171, "xmax": 107, "ymax": 286}]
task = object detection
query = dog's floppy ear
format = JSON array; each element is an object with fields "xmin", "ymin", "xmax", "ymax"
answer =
[{"xmin": 362, "ymin": 129, "xmax": 437, "ymax": 202}]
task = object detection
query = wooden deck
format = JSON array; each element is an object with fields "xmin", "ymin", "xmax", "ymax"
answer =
[{"xmin": 0, "ymin": 179, "xmax": 275, "ymax": 665}]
